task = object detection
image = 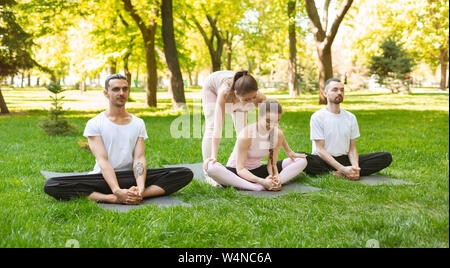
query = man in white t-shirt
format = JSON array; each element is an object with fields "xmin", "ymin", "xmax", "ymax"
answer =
[
  {"xmin": 44, "ymin": 74, "xmax": 193, "ymax": 204},
  {"xmin": 302, "ymin": 78, "xmax": 392, "ymax": 180}
]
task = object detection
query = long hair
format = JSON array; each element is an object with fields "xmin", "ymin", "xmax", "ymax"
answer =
[{"xmin": 258, "ymin": 99, "xmax": 283, "ymax": 175}]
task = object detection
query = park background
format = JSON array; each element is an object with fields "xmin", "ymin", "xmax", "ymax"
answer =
[{"xmin": 0, "ymin": 0, "xmax": 449, "ymax": 248}]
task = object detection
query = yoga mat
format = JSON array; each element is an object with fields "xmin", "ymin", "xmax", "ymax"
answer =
[
  {"xmin": 98, "ymin": 196, "xmax": 191, "ymax": 212},
  {"xmin": 162, "ymin": 163, "xmax": 322, "ymax": 197},
  {"xmin": 40, "ymin": 170, "xmax": 192, "ymax": 211},
  {"xmin": 357, "ymin": 175, "xmax": 415, "ymax": 186},
  {"xmin": 41, "ymin": 170, "xmax": 92, "ymax": 179},
  {"xmin": 163, "ymin": 163, "xmax": 206, "ymax": 182},
  {"xmin": 237, "ymin": 183, "xmax": 322, "ymax": 198}
]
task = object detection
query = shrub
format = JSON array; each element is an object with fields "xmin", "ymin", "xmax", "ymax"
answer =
[{"xmin": 39, "ymin": 82, "xmax": 77, "ymax": 136}]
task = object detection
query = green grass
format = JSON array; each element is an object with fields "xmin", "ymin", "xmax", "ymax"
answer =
[{"xmin": 0, "ymin": 88, "xmax": 448, "ymax": 248}]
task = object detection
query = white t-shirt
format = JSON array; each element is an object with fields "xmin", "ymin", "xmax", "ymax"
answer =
[
  {"xmin": 83, "ymin": 111, "xmax": 148, "ymax": 174},
  {"xmin": 310, "ymin": 108, "xmax": 360, "ymax": 157}
]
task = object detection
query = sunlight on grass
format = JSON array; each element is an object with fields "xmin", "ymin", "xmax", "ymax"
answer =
[{"xmin": 2, "ymin": 87, "xmax": 449, "ymax": 117}]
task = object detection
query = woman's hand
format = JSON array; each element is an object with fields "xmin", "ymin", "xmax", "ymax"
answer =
[{"xmin": 203, "ymin": 157, "xmax": 217, "ymax": 171}]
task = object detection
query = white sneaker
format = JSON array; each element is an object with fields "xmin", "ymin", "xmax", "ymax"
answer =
[{"xmin": 203, "ymin": 169, "xmax": 222, "ymax": 188}]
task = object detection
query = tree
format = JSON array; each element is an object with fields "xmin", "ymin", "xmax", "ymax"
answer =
[
  {"xmin": 190, "ymin": 13, "xmax": 225, "ymax": 72},
  {"xmin": 0, "ymin": 0, "xmax": 35, "ymax": 113},
  {"xmin": 183, "ymin": 0, "xmax": 246, "ymax": 72},
  {"xmin": 122, "ymin": 0, "xmax": 159, "ymax": 107},
  {"xmin": 161, "ymin": 0, "xmax": 187, "ymax": 109},
  {"xmin": 304, "ymin": 0, "xmax": 353, "ymax": 104},
  {"xmin": 369, "ymin": 37, "xmax": 415, "ymax": 92},
  {"xmin": 416, "ymin": 0, "xmax": 449, "ymax": 90},
  {"xmin": 18, "ymin": 0, "xmax": 83, "ymax": 84},
  {"xmin": 346, "ymin": 0, "xmax": 448, "ymax": 90},
  {"xmin": 287, "ymin": 0, "xmax": 298, "ymax": 97}
]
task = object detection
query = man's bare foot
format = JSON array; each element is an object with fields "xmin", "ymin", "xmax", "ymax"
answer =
[
  {"xmin": 345, "ymin": 175, "xmax": 360, "ymax": 181},
  {"xmin": 332, "ymin": 170, "xmax": 346, "ymax": 178},
  {"xmin": 88, "ymin": 192, "xmax": 119, "ymax": 204}
]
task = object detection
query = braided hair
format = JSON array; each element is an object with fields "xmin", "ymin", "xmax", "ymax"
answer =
[{"xmin": 258, "ymin": 99, "xmax": 283, "ymax": 175}]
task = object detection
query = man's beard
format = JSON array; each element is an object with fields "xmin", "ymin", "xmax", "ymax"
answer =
[
  {"xmin": 112, "ymin": 98, "xmax": 127, "ymax": 107},
  {"xmin": 330, "ymin": 96, "xmax": 343, "ymax": 104}
]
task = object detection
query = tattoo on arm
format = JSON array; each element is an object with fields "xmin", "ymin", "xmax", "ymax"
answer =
[{"xmin": 133, "ymin": 162, "xmax": 145, "ymax": 178}]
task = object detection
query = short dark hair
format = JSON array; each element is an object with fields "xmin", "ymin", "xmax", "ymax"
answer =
[
  {"xmin": 324, "ymin": 78, "xmax": 341, "ymax": 90},
  {"xmin": 105, "ymin": 74, "xmax": 127, "ymax": 91}
]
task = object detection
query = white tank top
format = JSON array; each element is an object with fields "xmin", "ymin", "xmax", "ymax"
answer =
[{"xmin": 204, "ymin": 70, "xmax": 235, "ymax": 95}]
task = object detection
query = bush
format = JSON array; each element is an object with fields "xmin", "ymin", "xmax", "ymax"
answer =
[{"xmin": 39, "ymin": 82, "xmax": 77, "ymax": 136}]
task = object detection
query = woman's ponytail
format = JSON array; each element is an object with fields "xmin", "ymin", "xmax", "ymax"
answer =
[{"xmin": 229, "ymin": 70, "xmax": 257, "ymax": 96}]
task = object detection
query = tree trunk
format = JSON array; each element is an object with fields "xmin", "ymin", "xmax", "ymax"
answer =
[
  {"xmin": 318, "ymin": 46, "xmax": 333, "ymax": 104},
  {"xmin": 122, "ymin": 0, "xmax": 158, "ymax": 107},
  {"xmin": 123, "ymin": 53, "xmax": 132, "ymax": 85},
  {"xmin": 194, "ymin": 72, "xmax": 199, "ymax": 86},
  {"xmin": 186, "ymin": 65, "xmax": 193, "ymax": 86},
  {"xmin": 288, "ymin": 0, "xmax": 298, "ymax": 97},
  {"xmin": 439, "ymin": 48, "xmax": 448, "ymax": 90},
  {"xmin": 247, "ymin": 56, "xmax": 255, "ymax": 74},
  {"xmin": 125, "ymin": 69, "xmax": 132, "ymax": 87},
  {"xmin": 226, "ymin": 45, "xmax": 232, "ymax": 70},
  {"xmin": 161, "ymin": 0, "xmax": 186, "ymax": 109},
  {"xmin": 304, "ymin": 0, "xmax": 353, "ymax": 104},
  {"xmin": 192, "ymin": 15, "xmax": 224, "ymax": 73},
  {"xmin": 80, "ymin": 80, "xmax": 86, "ymax": 92},
  {"xmin": 135, "ymin": 65, "xmax": 139, "ymax": 87},
  {"xmin": 27, "ymin": 73, "xmax": 31, "ymax": 87},
  {"xmin": 144, "ymin": 42, "xmax": 158, "ymax": 107},
  {"xmin": 0, "ymin": 89, "xmax": 10, "ymax": 114},
  {"xmin": 109, "ymin": 60, "xmax": 117, "ymax": 75},
  {"xmin": 211, "ymin": 49, "xmax": 222, "ymax": 72},
  {"xmin": 225, "ymin": 32, "xmax": 233, "ymax": 70},
  {"xmin": 20, "ymin": 72, "xmax": 24, "ymax": 88}
]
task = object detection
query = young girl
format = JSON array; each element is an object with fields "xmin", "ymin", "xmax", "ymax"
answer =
[
  {"xmin": 205, "ymin": 99, "xmax": 307, "ymax": 191},
  {"xmin": 202, "ymin": 71, "xmax": 301, "ymax": 186}
]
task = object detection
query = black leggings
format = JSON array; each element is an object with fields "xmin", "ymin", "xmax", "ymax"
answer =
[
  {"xmin": 225, "ymin": 160, "xmax": 284, "ymax": 178},
  {"xmin": 43, "ymin": 167, "xmax": 193, "ymax": 201},
  {"xmin": 300, "ymin": 152, "xmax": 392, "ymax": 176}
]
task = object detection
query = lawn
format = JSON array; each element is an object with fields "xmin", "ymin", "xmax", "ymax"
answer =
[{"xmin": 0, "ymin": 87, "xmax": 448, "ymax": 248}]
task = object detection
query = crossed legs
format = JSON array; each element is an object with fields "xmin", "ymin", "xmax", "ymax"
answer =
[
  {"xmin": 43, "ymin": 167, "xmax": 193, "ymax": 203},
  {"xmin": 206, "ymin": 157, "xmax": 307, "ymax": 191}
]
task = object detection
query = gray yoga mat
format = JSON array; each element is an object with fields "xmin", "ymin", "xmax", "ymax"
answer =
[
  {"xmin": 163, "ymin": 163, "xmax": 322, "ymax": 197},
  {"xmin": 41, "ymin": 170, "xmax": 91, "ymax": 178},
  {"xmin": 356, "ymin": 175, "xmax": 415, "ymax": 186},
  {"xmin": 98, "ymin": 196, "xmax": 191, "ymax": 212},
  {"xmin": 164, "ymin": 163, "xmax": 206, "ymax": 182},
  {"xmin": 237, "ymin": 183, "xmax": 322, "ymax": 198},
  {"xmin": 40, "ymin": 170, "xmax": 192, "ymax": 211}
]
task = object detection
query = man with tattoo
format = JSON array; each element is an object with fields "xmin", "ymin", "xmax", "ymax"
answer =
[{"xmin": 43, "ymin": 74, "xmax": 193, "ymax": 204}]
